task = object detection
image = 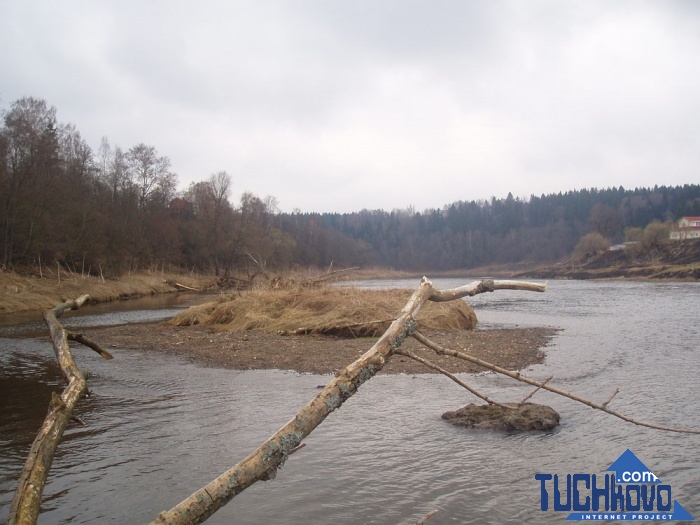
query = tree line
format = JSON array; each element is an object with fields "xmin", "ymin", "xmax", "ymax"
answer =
[
  {"xmin": 0, "ymin": 96, "xmax": 294, "ymax": 277},
  {"xmin": 311, "ymin": 185, "xmax": 700, "ymax": 270},
  {"xmin": 2, "ymin": 96, "xmax": 699, "ymax": 276}
]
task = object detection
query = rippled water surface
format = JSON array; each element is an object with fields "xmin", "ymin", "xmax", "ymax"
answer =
[{"xmin": 1, "ymin": 280, "xmax": 698, "ymax": 524}]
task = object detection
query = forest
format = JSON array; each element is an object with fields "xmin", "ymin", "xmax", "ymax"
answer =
[{"xmin": 2, "ymin": 96, "xmax": 700, "ymax": 276}]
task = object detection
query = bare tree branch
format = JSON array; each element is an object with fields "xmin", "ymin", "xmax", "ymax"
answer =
[
  {"xmin": 67, "ymin": 331, "xmax": 114, "ymax": 360},
  {"xmin": 415, "ymin": 509, "xmax": 439, "ymax": 524},
  {"xmin": 313, "ymin": 265, "xmax": 360, "ymax": 282},
  {"xmin": 519, "ymin": 376, "xmax": 553, "ymax": 406},
  {"xmin": 394, "ymin": 348, "xmax": 511, "ymax": 409},
  {"xmin": 412, "ymin": 330, "xmax": 700, "ymax": 435},
  {"xmin": 602, "ymin": 388, "xmax": 620, "ymax": 407},
  {"xmin": 427, "ymin": 279, "xmax": 547, "ymax": 302},
  {"xmin": 164, "ymin": 280, "xmax": 201, "ymax": 292}
]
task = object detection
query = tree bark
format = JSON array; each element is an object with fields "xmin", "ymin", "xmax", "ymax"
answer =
[{"xmin": 7, "ymin": 294, "xmax": 106, "ymax": 525}]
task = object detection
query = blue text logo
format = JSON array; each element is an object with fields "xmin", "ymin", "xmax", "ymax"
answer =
[{"xmin": 535, "ymin": 449, "xmax": 694, "ymax": 521}]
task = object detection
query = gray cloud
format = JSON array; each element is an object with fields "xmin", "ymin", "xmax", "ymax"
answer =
[{"xmin": 2, "ymin": 0, "xmax": 699, "ymax": 213}]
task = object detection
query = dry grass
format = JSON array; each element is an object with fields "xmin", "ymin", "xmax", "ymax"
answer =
[
  {"xmin": 0, "ymin": 270, "xmax": 216, "ymax": 314},
  {"xmin": 169, "ymin": 287, "xmax": 477, "ymax": 336}
]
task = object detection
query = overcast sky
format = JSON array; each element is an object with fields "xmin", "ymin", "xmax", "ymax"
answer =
[{"xmin": 2, "ymin": 1, "xmax": 699, "ymax": 213}]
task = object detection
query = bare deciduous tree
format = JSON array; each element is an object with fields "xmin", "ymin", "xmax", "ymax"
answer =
[
  {"xmin": 184, "ymin": 172, "xmax": 234, "ymax": 275},
  {"xmin": 1, "ymin": 97, "xmax": 59, "ymax": 267},
  {"xmin": 126, "ymin": 143, "xmax": 173, "ymax": 211}
]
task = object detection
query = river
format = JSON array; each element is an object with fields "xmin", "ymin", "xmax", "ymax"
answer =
[{"xmin": 0, "ymin": 279, "xmax": 698, "ymax": 524}]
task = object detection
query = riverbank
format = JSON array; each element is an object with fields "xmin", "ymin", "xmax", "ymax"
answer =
[
  {"xmin": 1, "ymin": 270, "xmax": 559, "ymax": 375},
  {"xmin": 4, "ymin": 249, "xmax": 697, "ymax": 317},
  {"xmin": 88, "ymin": 323, "xmax": 559, "ymax": 375},
  {"xmin": 0, "ymin": 270, "xmax": 217, "ymax": 315},
  {"xmin": 515, "ymin": 239, "xmax": 700, "ymax": 281}
]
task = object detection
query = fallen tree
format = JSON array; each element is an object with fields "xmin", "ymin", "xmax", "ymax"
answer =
[
  {"xmin": 10, "ymin": 278, "xmax": 700, "ymax": 525},
  {"xmin": 7, "ymin": 295, "xmax": 113, "ymax": 525},
  {"xmin": 149, "ymin": 278, "xmax": 699, "ymax": 524}
]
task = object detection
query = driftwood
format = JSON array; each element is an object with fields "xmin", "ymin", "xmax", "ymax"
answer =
[
  {"xmin": 165, "ymin": 280, "xmax": 201, "ymax": 292},
  {"xmin": 416, "ymin": 509, "xmax": 439, "ymax": 524},
  {"xmin": 304, "ymin": 265, "xmax": 360, "ymax": 285},
  {"xmin": 8, "ymin": 295, "xmax": 113, "ymax": 525},
  {"xmin": 270, "ymin": 265, "xmax": 362, "ymax": 291}
]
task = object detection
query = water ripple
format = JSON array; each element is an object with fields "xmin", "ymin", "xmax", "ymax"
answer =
[{"xmin": 1, "ymin": 282, "xmax": 698, "ymax": 524}]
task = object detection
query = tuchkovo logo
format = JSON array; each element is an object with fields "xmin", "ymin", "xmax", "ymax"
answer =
[{"xmin": 535, "ymin": 449, "xmax": 695, "ymax": 521}]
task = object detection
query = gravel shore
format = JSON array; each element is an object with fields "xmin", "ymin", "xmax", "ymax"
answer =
[{"xmin": 89, "ymin": 323, "xmax": 559, "ymax": 375}]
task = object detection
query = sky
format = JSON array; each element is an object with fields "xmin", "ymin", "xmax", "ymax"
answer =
[{"xmin": 1, "ymin": 1, "xmax": 699, "ymax": 214}]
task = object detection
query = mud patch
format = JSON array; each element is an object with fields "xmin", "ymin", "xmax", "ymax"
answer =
[{"xmin": 89, "ymin": 325, "xmax": 560, "ymax": 375}]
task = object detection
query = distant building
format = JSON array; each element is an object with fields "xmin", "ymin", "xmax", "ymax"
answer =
[
  {"xmin": 670, "ymin": 216, "xmax": 700, "ymax": 240},
  {"xmin": 609, "ymin": 242, "xmax": 638, "ymax": 251}
]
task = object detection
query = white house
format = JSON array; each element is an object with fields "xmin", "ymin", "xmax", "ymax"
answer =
[{"xmin": 670, "ymin": 216, "xmax": 700, "ymax": 240}]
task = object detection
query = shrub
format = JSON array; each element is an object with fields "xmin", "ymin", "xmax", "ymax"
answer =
[
  {"xmin": 642, "ymin": 221, "xmax": 671, "ymax": 248},
  {"xmin": 572, "ymin": 232, "xmax": 610, "ymax": 261}
]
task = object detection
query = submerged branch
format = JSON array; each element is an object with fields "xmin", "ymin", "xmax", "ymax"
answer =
[
  {"xmin": 412, "ymin": 330, "xmax": 700, "ymax": 435},
  {"xmin": 416, "ymin": 509, "xmax": 439, "ymax": 524}
]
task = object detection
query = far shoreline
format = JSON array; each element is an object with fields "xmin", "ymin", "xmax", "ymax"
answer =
[{"xmin": 2, "ymin": 258, "xmax": 697, "ymax": 317}]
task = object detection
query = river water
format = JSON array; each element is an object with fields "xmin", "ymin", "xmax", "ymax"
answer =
[{"xmin": 0, "ymin": 279, "xmax": 698, "ymax": 524}]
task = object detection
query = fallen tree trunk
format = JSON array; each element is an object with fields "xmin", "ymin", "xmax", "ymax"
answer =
[
  {"xmin": 165, "ymin": 280, "xmax": 201, "ymax": 292},
  {"xmin": 8, "ymin": 295, "xmax": 112, "ymax": 525},
  {"xmin": 150, "ymin": 278, "xmax": 546, "ymax": 524}
]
